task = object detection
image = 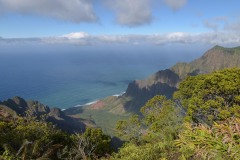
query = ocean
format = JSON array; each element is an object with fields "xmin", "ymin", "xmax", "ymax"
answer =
[{"xmin": 0, "ymin": 44, "xmax": 207, "ymax": 109}]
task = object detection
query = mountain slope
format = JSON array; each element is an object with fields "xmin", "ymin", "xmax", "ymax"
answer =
[
  {"xmin": 123, "ymin": 45, "xmax": 240, "ymax": 112},
  {"xmin": 65, "ymin": 45, "xmax": 240, "ymax": 130},
  {"xmin": 171, "ymin": 45, "xmax": 240, "ymax": 79}
]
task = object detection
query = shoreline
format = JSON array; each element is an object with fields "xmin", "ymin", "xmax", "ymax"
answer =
[{"xmin": 65, "ymin": 91, "xmax": 126, "ymax": 111}]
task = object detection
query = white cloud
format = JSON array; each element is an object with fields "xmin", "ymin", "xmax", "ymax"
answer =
[
  {"xmin": 0, "ymin": 0, "xmax": 97, "ymax": 23},
  {"xmin": 44, "ymin": 32, "xmax": 240, "ymax": 46},
  {"xmin": 61, "ymin": 32, "xmax": 90, "ymax": 39},
  {"xmin": 164, "ymin": 0, "xmax": 187, "ymax": 10},
  {"xmin": 166, "ymin": 32, "xmax": 186, "ymax": 39},
  {"xmin": 107, "ymin": 0, "xmax": 152, "ymax": 27}
]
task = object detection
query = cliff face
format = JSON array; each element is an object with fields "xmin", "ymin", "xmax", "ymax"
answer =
[
  {"xmin": 123, "ymin": 69, "xmax": 179, "ymax": 112},
  {"xmin": 127, "ymin": 69, "xmax": 180, "ymax": 92},
  {"xmin": 0, "ymin": 96, "xmax": 86, "ymax": 133}
]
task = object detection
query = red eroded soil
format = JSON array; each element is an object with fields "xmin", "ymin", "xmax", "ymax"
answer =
[{"xmin": 89, "ymin": 101, "xmax": 106, "ymax": 110}]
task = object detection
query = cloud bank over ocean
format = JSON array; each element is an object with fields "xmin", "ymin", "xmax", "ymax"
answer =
[{"xmin": 0, "ymin": 32, "xmax": 239, "ymax": 47}]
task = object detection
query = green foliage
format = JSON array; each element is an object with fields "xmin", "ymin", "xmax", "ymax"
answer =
[
  {"xmin": 111, "ymin": 142, "xmax": 175, "ymax": 160},
  {"xmin": 116, "ymin": 114, "xmax": 142, "ymax": 144},
  {"xmin": 174, "ymin": 68, "xmax": 240, "ymax": 124},
  {"xmin": 72, "ymin": 107, "xmax": 130, "ymax": 136},
  {"xmin": 175, "ymin": 118, "xmax": 240, "ymax": 160},
  {"xmin": 113, "ymin": 68, "xmax": 240, "ymax": 160},
  {"xmin": 141, "ymin": 95, "xmax": 170, "ymax": 125},
  {"xmin": 141, "ymin": 95, "xmax": 183, "ymax": 142},
  {"xmin": 58, "ymin": 128, "xmax": 112, "ymax": 160},
  {"xmin": 0, "ymin": 117, "xmax": 70, "ymax": 159},
  {"xmin": 83, "ymin": 127, "xmax": 112, "ymax": 157},
  {"xmin": 114, "ymin": 95, "xmax": 183, "ymax": 159},
  {"xmin": 0, "ymin": 117, "xmax": 112, "ymax": 159}
]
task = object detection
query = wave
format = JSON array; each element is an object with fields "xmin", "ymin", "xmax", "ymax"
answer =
[
  {"xmin": 73, "ymin": 100, "xmax": 99, "ymax": 108},
  {"xmin": 112, "ymin": 91, "xmax": 126, "ymax": 97},
  {"xmin": 85, "ymin": 100, "xmax": 99, "ymax": 105}
]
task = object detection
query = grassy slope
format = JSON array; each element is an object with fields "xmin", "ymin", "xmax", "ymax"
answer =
[
  {"xmin": 74, "ymin": 109, "xmax": 130, "ymax": 135},
  {"xmin": 65, "ymin": 96, "xmax": 132, "ymax": 135}
]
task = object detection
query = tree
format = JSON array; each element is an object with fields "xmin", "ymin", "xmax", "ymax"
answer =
[
  {"xmin": 83, "ymin": 127, "xmax": 112, "ymax": 157},
  {"xmin": 62, "ymin": 128, "xmax": 112, "ymax": 160},
  {"xmin": 67, "ymin": 133, "xmax": 96, "ymax": 160},
  {"xmin": 113, "ymin": 68, "xmax": 240, "ymax": 160},
  {"xmin": 114, "ymin": 95, "xmax": 184, "ymax": 159},
  {"xmin": 0, "ymin": 117, "xmax": 70, "ymax": 159},
  {"xmin": 116, "ymin": 114, "xmax": 142, "ymax": 144},
  {"xmin": 141, "ymin": 95, "xmax": 183, "ymax": 142},
  {"xmin": 174, "ymin": 68, "xmax": 240, "ymax": 125}
]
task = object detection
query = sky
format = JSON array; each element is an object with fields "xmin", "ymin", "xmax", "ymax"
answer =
[{"xmin": 0, "ymin": 0, "xmax": 240, "ymax": 47}]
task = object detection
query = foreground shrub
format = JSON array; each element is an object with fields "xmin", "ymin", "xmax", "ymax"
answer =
[{"xmin": 175, "ymin": 118, "xmax": 240, "ymax": 160}]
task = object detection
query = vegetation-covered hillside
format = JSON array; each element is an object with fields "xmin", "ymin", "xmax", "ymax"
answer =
[
  {"xmin": 1, "ymin": 68, "xmax": 239, "ymax": 159},
  {"xmin": 0, "ymin": 117, "xmax": 112, "ymax": 159},
  {"xmin": 112, "ymin": 68, "xmax": 240, "ymax": 160}
]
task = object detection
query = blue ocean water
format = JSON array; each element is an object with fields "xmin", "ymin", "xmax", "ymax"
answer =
[{"xmin": 0, "ymin": 44, "xmax": 207, "ymax": 109}]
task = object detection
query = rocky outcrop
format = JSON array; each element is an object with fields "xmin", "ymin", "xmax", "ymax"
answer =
[
  {"xmin": 126, "ymin": 69, "xmax": 179, "ymax": 97},
  {"xmin": 0, "ymin": 96, "xmax": 51, "ymax": 117},
  {"xmin": 1, "ymin": 96, "xmax": 29, "ymax": 115},
  {"xmin": 27, "ymin": 100, "xmax": 50, "ymax": 117},
  {"xmin": 0, "ymin": 97, "xmax": 86, "ymax": 133},
  {"xmin": 48, "ymin": 108, "xmax": 66, "ymax": 119},
  {"xmin": 124, "ymin": 83, "xmax": 177, "ymax": 112}
]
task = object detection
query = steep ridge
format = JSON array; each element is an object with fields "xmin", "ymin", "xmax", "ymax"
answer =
[
  {"xmin": 171, "ymin": 45, "xmax": 240, "ymax": 79},
  {"xmin": 0, "ymin": 96, "xmax": 87, "ymax": 133},
  {"xmin": 123, "ymin": 45, "xmax": 240, "ymax": 112}
]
